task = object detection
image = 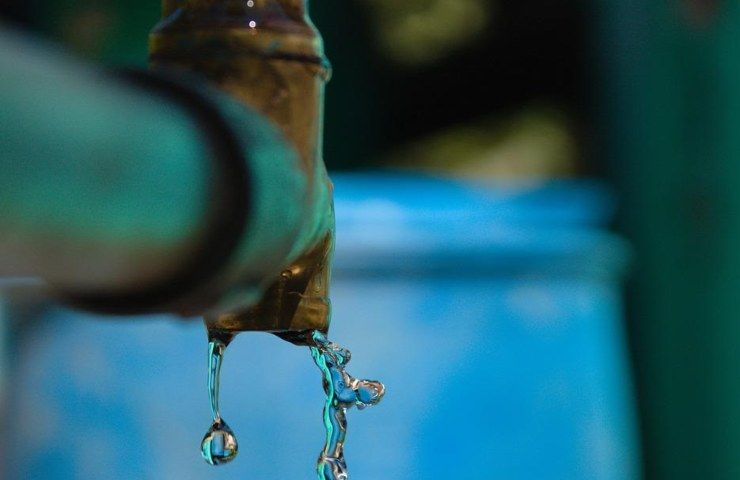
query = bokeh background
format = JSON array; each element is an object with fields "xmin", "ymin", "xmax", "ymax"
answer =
[{"xmin": 2, "ymin": 1, "xmax": 740, "ymax": 479}]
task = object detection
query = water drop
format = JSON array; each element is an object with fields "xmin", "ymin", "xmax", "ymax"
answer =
[
  {"xmin": 201, "ymin": 419, "xmax": 239, "ymax": 465},
  {"xmin": 196, "ymin": 328, "xmax": 384, "ymax": 477},
  {"xmin": 201, "ymin": 334, "xmax": 239, "ymax": 466}
]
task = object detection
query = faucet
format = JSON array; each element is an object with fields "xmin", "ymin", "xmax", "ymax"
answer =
[
  {"xmin": 150, "ymin": 0, "xmax": 333, "ymax": 343},
  {"xmin": 0, "ymin": 0, "xmax": 333, "ymax": 344}
]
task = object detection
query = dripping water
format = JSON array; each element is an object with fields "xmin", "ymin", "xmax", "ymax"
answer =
[
  {"xmin": 200, "ymin": 333, "xmax": 239, "ymax": 465},
  {"xmin": 309, "ymin": 330, "xmax": 386, "ymax": 480},
  {"xmin": 199, "ymin": 329, "xmax": 385, "ymax": 478}
]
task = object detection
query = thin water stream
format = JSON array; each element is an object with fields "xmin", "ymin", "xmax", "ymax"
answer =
[
  {"xmin": 199, "ymin": 329, "xmax": 385, "ymax": 479},
  {"xmin": 201, "ymin": 334, "xmax": 239, "ymax": 465},
  {"xmin": 309, "ymin": 330, "xmax": 385, "ymax": 480}
]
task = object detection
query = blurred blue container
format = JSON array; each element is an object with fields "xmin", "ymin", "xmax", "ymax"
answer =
[{"xmin": 1, "ymin": 173, "xmax": 640, "ymax": 479}]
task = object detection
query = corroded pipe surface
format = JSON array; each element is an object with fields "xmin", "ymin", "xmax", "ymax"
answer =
[
  {"xmin": 0, "ymin": 25, "xmax": 317, "ymax": 318},
  {"xmin": 150, "ymin": 0, "xmax": 334, "ymax": 338}
]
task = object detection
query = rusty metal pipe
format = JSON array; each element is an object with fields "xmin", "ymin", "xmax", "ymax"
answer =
[
  {"xmin": 0, "ymin": 24, "xmax": 333, "ymax": 326},
  {"xmin": 149, "ymin": 0, "xmax": 335, "ymax": 338}
]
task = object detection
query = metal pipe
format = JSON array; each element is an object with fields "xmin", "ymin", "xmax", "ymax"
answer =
[
  {"xmin": 0, "ymin": 0, "xmax": 334, "ymax": 338},
  {"xmin": 150, "ymin": 0, "xmax": 335, "ymax": 338},
  {"xmin": 0, "ymin": 25, "xmax": 321, "ymax": 318},
  {"xmin": 0, "ymin": 26, "xmax": 212, "ymax": 294}
]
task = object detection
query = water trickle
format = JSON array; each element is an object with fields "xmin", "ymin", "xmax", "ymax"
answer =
[
  {"xmin": 198, "ymin": 329, "xmax": 384, "ymax": 477},
  {"xmin": 309, "ymin": 330, "xmax": 386, "ymax": 480},
  {"xmin": 201, "ymin": 335, "xmax": 239, "ymax": 466}
]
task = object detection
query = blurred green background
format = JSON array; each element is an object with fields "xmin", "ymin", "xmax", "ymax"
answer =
[{"xmin": 3, "ymin": 0, "xmax": 740, "ymax": 478}]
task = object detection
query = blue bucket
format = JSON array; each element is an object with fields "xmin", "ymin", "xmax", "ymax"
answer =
[{"xmin": 0, "ymin": 173, "xmax": 640, "ymax": 479}]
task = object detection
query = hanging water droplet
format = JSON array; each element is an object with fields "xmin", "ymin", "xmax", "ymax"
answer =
[
  {"xmin": 201, "ymin": 419, "xmax": 239, "ymax": 465},
  {"xmin": 196, "ymin": 328, "xmax": 384, "ymax": 477},
  {"xmin": 201, "ymin": 333, "xmax": 239, "ymax": 466}
]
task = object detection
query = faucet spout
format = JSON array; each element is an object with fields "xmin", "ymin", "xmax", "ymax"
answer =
[{"xmin": 150, "ymin": 0, "xmax": 334, "ymax": 341}]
